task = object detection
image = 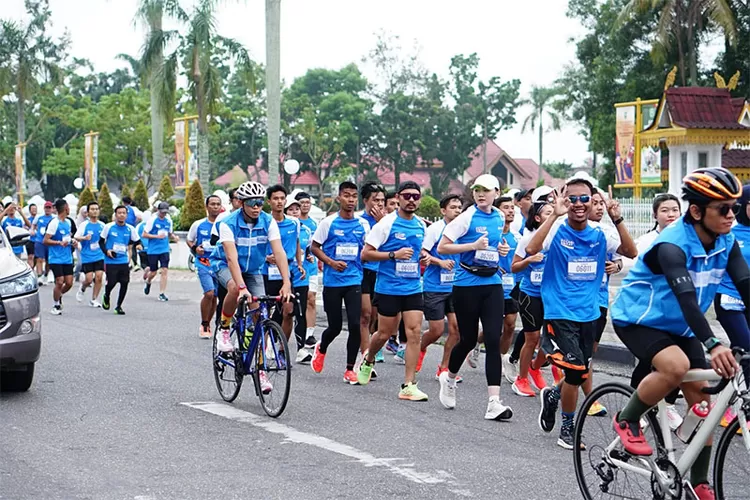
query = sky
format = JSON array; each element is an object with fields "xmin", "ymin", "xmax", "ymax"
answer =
[{"xmin": 7, "ymin": 0, "xmax": 594, "ymax": 167}]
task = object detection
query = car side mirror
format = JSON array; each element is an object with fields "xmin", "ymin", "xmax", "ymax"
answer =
[{"xmin": 5, "ymin": 226, "xmax": 31, "ymax": 247}]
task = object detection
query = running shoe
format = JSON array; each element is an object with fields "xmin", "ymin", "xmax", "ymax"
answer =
[
  {"xmin": 512, "ymin": 376, "xmax": 536, "ymax": 397},
  {"xmin": 357, "ymin": 359, "xmax": 374, "ymax": 385},
  {"xmin": 47, "ymin": 274, "xmax": 54, "ymax": 284},
  {"xmin": 551, "ymin": 365, "xmax": 564, "ymax": 385},
  {"xmin": 159, "ymin": 293, "xmax": 168, "ymax": 302},
  {"xmin": 438, "ymin": 371, "xmax": 456, "ymax": 409},
  {"xmin": 296, "ymin": 348, "xmax": 312, "ymax": 364},
  {"xmin": 693, "ymin": 483, "xmax": 715, "ymax": 500},
  {"xmin": 199, "ymin": 325, "xmax": 212, "ymax": 339},
  {"xmin": 435, "ymin": 366, "xmax": 462, "ymax": 383},
  {"xmin": 101, "ymin": 295, "xmax": 110, "ymax": 310},
  {"xmin": 258, "ymin": 370, "xmax": 273, "ymax": 394},
  {"xmin": 528, "ymin": 368, "xmax": 548, "ymax": 391},
  {"xmin": 343, "ymin": 370, "xmax": 359, "ymax": 385},
  {"xmin": 304, "ymin": 335, "xmax": 317, "ymax": 348},
  {"xmin": 144, "ymin": 282, "xmax": 151, "ymax": 295},
  {"xmin": 374, "ymin": 349, "xmax": 385, "ymax": 363},
  {"xmin": 502, "ymin": 354, "xmax": 518, "ymax": 384},
  {"xmin": 394, "ymin": 344, "xmax": 405, "ymax": 364},
  {"xmin": 665, "ymin": 404, "xmax": 684, "ymax": 431},
  {"xmin": 587, "ymin": 401, "xmax": 608, "ymax": 417},
  {"xmin": 90, "ymin": 299, "xmax": 102, "ymax": 308},
  {"xmin": 114, "ymin": 307, "xmax": 125, "ymax": 315},
  {"xmin": 385, "ymin": 338, "xmax": 400, "ymax": 354},
  {"xmin": 50, "ymin": 305, "xmax": 62, "ymax": 316},
  {"xmin": 416, "ymin": 350, "xmax": 426, "ymax": 372},
  {"xmin": 558, "ymin": 423, "xmax": 577, "ymax": 450},
  {"xmin": 613, "ymin": 414, "xmax": 653, "ymax": 456},
  {"xmin": 484, "ymin": 397, "xmax": 513, "ymax": 421},
  {"xmin": 467, "ymin": 344, "xmax": 480, "ymax": 369},
  {"xmin": 311, "ymin": 342, "xmax": 325, "ymax": 373},
  {"xmin": 539, "ymin": 387, "xmax": 560, "ymax": 433},
  {"xmin": 76, "ymin": 287, "xmax": 84, "ymax": 302},
  {"xmin": 399, "ymin": 382, "xmax": 428, "ymax": 401},
  {"xmin": 216, "ymin": 326, "xmax": 234, "ymax": 353}
]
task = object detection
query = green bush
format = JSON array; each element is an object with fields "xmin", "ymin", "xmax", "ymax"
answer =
[
  {"xmin": 179, "ymin": 179, "xmax": 205, "ymax": 230},
  {"xmin": 156, "ymin": 174, "xmax": 175, "ymax": 204},
  {"xmin": 416, "ymin": 194, "xmax": 440, "ymax": 220},
  {"xmin": 78, "ymin": 187, "xmax": 96, "ymax": 212},
  {"xmin": 120, "ymin": 184, "xmax": 132, "ymax": 200},
  {"xmin": 133, "ymin": 178, "xmax": 150, "ymax": 211},
  {"xmin": 172, "ymin": 198, "xmax": 185, "ymax": 210},
  {"xmin": 98, "ymin": 183, "xmax": 114, "ymax": 222}
]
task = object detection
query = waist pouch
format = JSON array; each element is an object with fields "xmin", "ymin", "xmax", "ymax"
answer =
[{"xmin": 460, "ymin": 262, "xmax": 499, "ymax": 277}]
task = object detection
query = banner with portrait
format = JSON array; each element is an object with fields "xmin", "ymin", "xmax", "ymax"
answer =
[
  {"xmin": 84, "ymin": 132, "xmax": 99, "ymax": 191},
  {"xmin": 615, "ymin": 106, "xmax": 636, "ymax": 185},
  {"xmin": 640, "ymin": 146, "xmax": 662, "ymax": 184},
  {"xmin": 174, "ymin": 116, "xmax": 199, "ymax": 189}
]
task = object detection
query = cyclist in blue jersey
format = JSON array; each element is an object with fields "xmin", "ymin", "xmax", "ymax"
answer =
[
  {"xmin": 714, "ymin": 184, "xmax": 750, "ymax": 427},
  {"xmin": 210, "ymin": 181, "xmax": 292, "ymax": 355},
  {"xmin": 609, "ymin": 168, "xmax": 747, "ymax": 499},
  {"xmin": 263, "ymin": 185, "xmax": 305, "ymax": 341},
  {"xmin": 1, "ymin": 201, "xmax": 31, "ymax": 260},
  {"xmin": 418, "ymin": 194, "xmax": 462, "ymax": 378},
  {"xmin": 437, "ymin": 174, "xmax": 513, "ymax": 420},
  {"xmin": 31, "ymin": 201, "xmax": 54, "ymax": 283},
  {"xmin": 74, "ymin": 202, "xmax": 106, "ymax": 307},
  {"xmin": 295, "ymin": 191, "xmax": 320, "ymax": 349},
  {"xmin": 284, "ymin": 198, "xmax": 312, "ymax": 363},
  {"xmin": 358, "ymin": 182, "xmax": 388, "ymax": 360},
  {"xmin": 358, "ymin": 181, "xmax": 428, "ymax": 401},
  {"xmin": 100, "ymin": 205, "xmax": 143, "ymax": 314},
  {"xmin": 142, "ymin": 202, "xmax": 179, "ymax": 302},
  {"xmin": 187, "ymin": 195, "xmax": 223, "ymax": 338},
  {"xmin": 44, "ymin": 199, "xmax": 79, "ymax": 315},
  {"xmin": 310, "ymin": 182, "xmax": 370, "ymax": 383}
]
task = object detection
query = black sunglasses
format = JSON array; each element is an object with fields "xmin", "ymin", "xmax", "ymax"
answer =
[
  {"xmin": 243, "ymin": 198, "xmax": 264, "ymax": 208},
  {"xmin": 710, "ymin": 203, "xmax": 741, "ymax": 217},
  {"xmin": 568, "ymin": 195, "xmax": 591, "ymax": 204},
  {"xmin": 400, "ymin": 192, "xmax": 421, "ymax": 201}
]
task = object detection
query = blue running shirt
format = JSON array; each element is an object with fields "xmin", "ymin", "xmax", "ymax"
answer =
[
  {"xmin": 299, "ymin": 217, "xmax": 318, "ymax": 278},
  {"xmin": 1, "ymin": 215, "xmax": 25, "ymax": 255},
  {"xmin": 716, "ymin": 224, "xmax": 750, "ymax": 311},
  {"xmin": 143, "ymin": 215, "xmax": 173, "ymax": 255},
  {"xmin": 45, "ymin": 217, "xmax": 74, "ymax": 265},
  {"xmin": 75, "ymin": 220, "xmax": 106, "ymax": 264},
  {"xmin": 188, "ymin": 217, "xmax": 218, "ymax": 270},
  {"xmin": 359, "ymin": 212, "xmax": 380, "ymax": 272},
  {"xmin": 515, "ymin": 229, "xmax": 546, "ymax": 297},
  {"xmin": 313, "ymin": 213, "xmax": 370, "ymax": 288},
  {"xmin": 499, "ymin": 230, "xmax": 520, "ymax": 298},
  {"xmin": 210, "ymin": 210, "xmax": 281, "ymax": 275},
  {"xmin": 263, "ymin": 215, "xmax": 300, "ymax": 282},
  {"xmin": 367, "ymin": 212, "xmax": 426, "ymax": 296},
  {"xmin": 294, "ymin": 223, "xmax": 312, "ymax": 288},
  {"xmin": 101, "ymin": 222, "xmax": 140, "ymax": 265},
  {"xmin": 421, "ymin": 219, "xmax": 460, "ymax": 293}
]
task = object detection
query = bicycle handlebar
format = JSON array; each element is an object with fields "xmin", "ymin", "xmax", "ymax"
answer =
[
  {"xmin": 237, "ymin": 293, "xmax": 300, "ymax": 305},
  {"xmin": 701, "ymin": 346, "xmax": 748, "ymax": 395}
]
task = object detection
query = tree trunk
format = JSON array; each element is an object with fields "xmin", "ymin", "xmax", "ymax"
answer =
[
  {"xmin": 687, "ymin": 26, "xmax": 698, "ymax": 86},
  {"xmin": 148, "ymin": 14, "xmax": 165, "ymax": 180},
  {"xmin": 16, "ymin": 87, "xmax": 25, "ymax": 143},
  {"xmin": 265, "ymin": 0, "xmax": 282, "ymax": 186},
  {"xmin": 198, "ymin": 128, "xmax": 210, "ymax": 189},
  {"xmin": 537, "ymin": 110, "xmax": 544, "ymax": 182}
]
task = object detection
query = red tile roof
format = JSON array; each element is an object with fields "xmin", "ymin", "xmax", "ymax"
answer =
[
  {"xmin": 665, "ymin": 87, "xmax": 747, "ymax": 130},
  {"xmin": 465, "ymin": 140, "xmax": 507, "ymax": 180},
  {"xmin": 732, "ymin": 98, "xmax": 746, "ymax": 119},
  {"xmin": 513, "ymin": 159, "xmax": 566, "ymax": 189},
  {"xmin": 722, "ymin": 149, "xmax": 750, "ymax": 168}
]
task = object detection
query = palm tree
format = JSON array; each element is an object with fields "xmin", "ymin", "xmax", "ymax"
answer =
[
  {"xmin": 520, "ymin": 86, "xmax": 562, "ymax": 182},
  {"xmin": 617, "ymin": 0, "xmax": 736, "ymax": 86}
]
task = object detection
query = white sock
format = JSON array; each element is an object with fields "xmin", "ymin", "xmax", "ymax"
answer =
[
  {"xmin": 306, "ymin": 327, "xmax": 314, "ymax": 337},
  {"xmin": 54, "ymin": 300, "xmax": 60, "ymax": 306}
]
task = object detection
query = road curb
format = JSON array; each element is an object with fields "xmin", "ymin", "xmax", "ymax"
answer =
[{"xmin": 595, "ymin": 342, "xmax": 635, "ymax": 366}]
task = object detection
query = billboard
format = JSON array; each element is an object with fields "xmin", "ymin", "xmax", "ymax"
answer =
[
  {"xmin": 615, "ymin": 106, "xmax": 636, "ymax": 185},
  {"xmin": 84, "ymin": 132, "xmax": 99, "ymax": 191}
]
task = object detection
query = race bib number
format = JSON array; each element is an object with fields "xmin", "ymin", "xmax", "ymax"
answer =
[
  {"xmin": 62, "ymin": 235, "xmax": 71, "ymax": 243},
  {"xmin": 40, "ymin": 227, "xmax": 46, "ymax": 235},
  {"xmin": 530, "ymin": 270, "xmax": 544, "ymax": 285},
  {"xmin": 201, "ymin": 244, "xmax": 214, "ymax": 253},
  {"xmin": 568, "ymin": 257, "xmax": 598, "ymax": 281},
  {"xmin": 502, "ymin": 274, "xmax": 514, "ymax": 288},
  {"xmin": 335, "ymin": 242, "xmax": 358, "ymax": 261},
  {"xmin": 395, "ymin": 260, "xmax": 419, "ymax": 278},
  {"xmin": 158, "ymin": 229, "xmax": 169, "ymax": 237},
  {"xmin": 720, "ymin": 294, "xmax": 745, "ymax": 311},
  {"xmin": 440, "ymin": 270, "xmax": 454, "ymax": 284},
  {"xmin": 268, "ymin": 265, "xmax": 282, "ymax": 281},
  {"xmin": 474, "ymin": 249, "xmax": 499, "ymax": 266},
  {"xmin": 89, "ymin": 242, "xmax": 99, "ymax": 251},
  {"xmin": 236, "ymin": 237, "xmax": 251, "ymax": 247},
  {"xmin": 113, "ymin": 243, "xmax": 128, "ymax": 254}
]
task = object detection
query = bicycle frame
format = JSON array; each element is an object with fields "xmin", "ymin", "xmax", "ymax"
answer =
[{"xmin": 605, "ymin": 367, "xmax": 750, "ymax": 480}]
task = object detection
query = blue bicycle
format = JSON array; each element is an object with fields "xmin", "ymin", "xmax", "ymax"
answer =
[{"xmin": 212, "ymin": 295, "xmax": 291, "ymax": 417}]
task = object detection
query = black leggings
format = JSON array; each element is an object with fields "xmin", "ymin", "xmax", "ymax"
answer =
[
  {"xmin": 509, "ymin": 329, "xmax": 525, "ymax": 362},
  {"xmin": 104, "ymin": 263, "xmax": 130, "ymax": 308},
  {"xmin": 319, "ymin": 285, "xmax": 361, "ymax": 370},
  {"xmin": 449, "ymin": 284, "xmax": 505, "ymax": 386},
  {"xmin": 293, "ymin": 286, "xmax": 309, "ymax": 349}
]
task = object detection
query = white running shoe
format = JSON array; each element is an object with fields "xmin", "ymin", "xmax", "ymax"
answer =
[
  {"xmin": 502, "ymin": 354, "xmax": 518, "ymax": 384},
  {"xmin": 484, "ymin": 396, "xmax": 513, "ymax": 421},
  {"xmin": 258, "ymin": 370, "xmax": 273, "ymax": 394},
  {"xmin": 50, "ymin": 305, "xmax": 62, "ymax": 315},
  {"xmin": 467, "ymin": 344, "xmax": 480, "ymax": 369},
  {"xmin": 216, "ymin": 327, "xmax": 234, "ymax": 353},
  {"xmin": 90, "ymin": 300, "xmax": 102, "ymax": 308},
  {"xmin": 665, "ymin": 404, "xmax": 683, "ymax": 431},
  {"xmin": 438, "ymin": 371, "xmax": 456, "ymax": 409},
  {"xmin": 296, "ymin": 348, "xmax": 312, "ymax": 364},
  {"xmin": 76, "ymin": 287, "xmax": 84, "ymax": 302},
  {"xmin": 47, "ymin": 274, "xmax": 54, "ymax": 284}
]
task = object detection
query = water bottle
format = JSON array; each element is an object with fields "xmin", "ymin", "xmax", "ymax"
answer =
[{"xmin": 676, "ymin": 401, "xmax": 710, "ymax": 443}]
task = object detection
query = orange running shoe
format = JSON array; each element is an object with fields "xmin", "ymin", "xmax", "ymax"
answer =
[
  {"xmin": 343, "ymin": 370, "xmax": 359, "ymax": 385},
  {"xmin": 529, "ymin": 368, "xmax": 548, "ymax": 391},
  {"xmin": 416, "ymin": 350, "xmax": 426, "ymax": 373},
  {"xmin": 511, "ymin": 376, "xmax": 536, "ymax": 397},
  {"xmin": 551, "ymin": 365, "xmax": 564, "ymax": 385},
  {"xmin": 311, "ymin": 342, "xmax": 326, "ymax": 373}
]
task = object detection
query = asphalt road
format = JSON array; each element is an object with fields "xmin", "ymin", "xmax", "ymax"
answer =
[{"xmin": 1, "ymin": 272, "xmax": 646, "ymax": 500}]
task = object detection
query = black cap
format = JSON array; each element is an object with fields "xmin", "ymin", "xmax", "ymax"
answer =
[
  {"xmin": 397, "ymin": 181, "xmax": 421, "ymax": 194},
  {"xmin": 158, "ymin": 201, "xmax": 170, "ymax": 212},
  {"xmin": 294, "ymin": 191, "xmax": 311, "ymax": 201},
  {"xmin": 514, "ymin": 188, "xmax": 532, "ymax": 201}
]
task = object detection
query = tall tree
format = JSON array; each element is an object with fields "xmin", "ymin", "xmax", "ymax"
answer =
[{"xmin": 520, "ymin": 86, "xmax": 563, "ymax": 181}]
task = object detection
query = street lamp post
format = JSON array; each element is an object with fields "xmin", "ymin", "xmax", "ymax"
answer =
[{"xmin": 266, "ymin": 0, "xmax": 281, "ymax": 185}]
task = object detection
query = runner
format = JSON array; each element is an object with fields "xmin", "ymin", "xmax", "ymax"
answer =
[
  {"xmin": 25, "ymin": 203, "xmax": 36, "ymax": 267},
  {"xmin": 135, "ymin": 219, "xmax": 150, "ymax": 282},
  {"xmin": 385, "ymin": 191, "xmax": 398, "ymax": 214},
  {"xmin": 510, "ymin": 188, "xmax": 533, "ymax": 234},
  {"xmin": 100, "ymin": 206, "xmax": 143, "ymax": 314},
  {"xmin": 31, "ymin": 201, "xmax": 54, "ymax": 284},
  {"xmin": 418, "ymin": 194, "xmax": 461, "ymax": 379},
  {"xmin": 187, "ymin": 195, "xmax": 223, "ymax": 338},
  {"xmin": 74, "ymin": 201, "xmax": 106, "ymax": 307},
  {"xmin": 528, "ymin": 179, "xmax": 622, "ymax": 450},
  {"xmin": 610, "ymin": 168, "xmax": 746, "ymax": 500},
  {"xmin": 511, "ymin": 187, "xmax": 556, "ymax": 397},
  {"xmin": 358, "ymin": 182, "xmax": 387, "ymax": 361},
  {"xmin": 44, "ymin": 199, "xmax": 78, "ymax": 315},
  {"xmin": 142, "ymin": 202, "xmax": 178, "ymax": 302},
  {"xmin": 495, "ymin": 195, "xmax": 521, "ymax": 371},
  {"xmin": 1, "ymin": 201, "xmax": 31, "ymax": 261},
  {"xmin": 310, "ymin": 181, "xmax": 369, "ymax": 382},
  {"xmin": 436, "ymin": 174, "xmax": 513, "ymax": 419},
  {"xmin": 284, "ymin": 198, "xmax": 311, "ymax": 362},
  {"xmin": 295, "ymin": 191, "xmax": 319, "ymax": 348},
  {"xmin": 263, "ymin": 185, "xmax": 304, "ymax": 340},
  {"xmin": 357, "ymin": 181, "xmax": 428, "ymax": 401},
  {"xmin": 227, "ymin": 187, "xmax": 243, "ymax": 212}
]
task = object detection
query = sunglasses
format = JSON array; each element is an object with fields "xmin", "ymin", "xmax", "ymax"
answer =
[
  {"xmin": 243, "ymin": 199, "xmax": 265, "ymax": 208},
  {"xmin": 400, "ymin": 193, "xmax": 421, "ymax": 201},
  {"xmin": 568, "ymin": 195, "xmax": 591, "ymax": 204},
  {"xmin": 710, "ymin": 203, "xmax": 741, "ymax": 217}
]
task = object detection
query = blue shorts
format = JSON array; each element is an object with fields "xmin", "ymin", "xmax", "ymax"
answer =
[
  {"xmin": 197, "ymin": 267, "xmax": 217, "ymax": 294},
  {"xmin": 147, "ymin": 252, "xmax": 170, "ymax": 270},
  {"xmin": 34, "ymin": 242, "xmax": 47, "ymax": 260},
  {"xmin": 215, "ymin": 267, "xmax": 265, "ymax": 297}
]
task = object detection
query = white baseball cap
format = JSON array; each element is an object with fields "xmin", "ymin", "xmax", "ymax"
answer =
[
  {"xmin": 284, "ymin": 197, "xmax": 301, "ymax": 210},
  {"xmin": 532, "ymin": 186, "xmax": 555, "ymax": 203},
  {"xmin": 470, "ymin": 174, "xmax": 500, "ymax": 191},
  {"xmin": 506, "ymin": 188, "xmax": 520, "ymax": 200}
]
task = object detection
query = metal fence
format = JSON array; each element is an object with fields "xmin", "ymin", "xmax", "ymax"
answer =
[{"xmin": 615, "ymin": 197, "xmax": 655, "ymax": 240}]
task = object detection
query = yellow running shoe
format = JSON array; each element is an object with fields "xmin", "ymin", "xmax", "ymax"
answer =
[
  {"xmin": 588, "ymin": 400, "xmax": 608, "ymax": 417},
  {"xmin": 399, "ymin": 382, "xmax": 428, "ymax": 401}
]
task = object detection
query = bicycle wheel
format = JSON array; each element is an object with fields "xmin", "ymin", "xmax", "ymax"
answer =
[
  {"xmin": 252, "ymin": 320, "xmax": 291, "ymax": 417},
  {"xmin": 212, "ymin": 327, "xmax": 243, "ymax": 402},
  {"xmin": 714, "ymin": 411, "xmax": 750, "ymax": 500},
  {"xmin": 574, "ymin": 382, "xmax": 665, "ymax": 500}
]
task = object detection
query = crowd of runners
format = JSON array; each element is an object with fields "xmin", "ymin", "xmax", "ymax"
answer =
[{"xmin": 6, "ymin": 165, "xmax": 750, "ymax": 500}]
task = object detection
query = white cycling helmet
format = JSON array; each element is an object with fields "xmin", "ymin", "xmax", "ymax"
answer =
[{"xmin": 235, "ymin": 181, "xmax": 266, "ymax": 200}]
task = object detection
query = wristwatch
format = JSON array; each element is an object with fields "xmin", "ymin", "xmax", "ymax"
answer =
[
  {"xmin": 388, "ymin": 251, "xmax": 395, "ymax": 260},
  {"xmin": 703, "ymin": 337, "xmax": 722, "ymax": 352},
  {"xmin": 238, "ymin": 284, "xmax": 247, "ymax": 291},
  {"xmin": 613, "ymin": 217, "xmax": 624, "ymax": 226}
]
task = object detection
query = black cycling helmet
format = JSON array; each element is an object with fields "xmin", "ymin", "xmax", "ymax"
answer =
[
  {"xmin": 682, "ymin": 167, "xmax": 741, "ymax": 205},
  {"xmin": 737, "ymin": 184, "xmax": 750, "ymax": 226}
]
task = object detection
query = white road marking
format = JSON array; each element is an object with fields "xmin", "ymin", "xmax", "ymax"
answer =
[{"xmin": 181, "ymin": 402, "xmax": 471, "ymax": 496}]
